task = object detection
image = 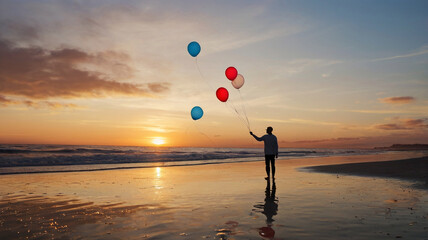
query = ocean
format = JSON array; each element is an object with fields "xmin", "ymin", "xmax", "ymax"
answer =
[{"xmin": 0, "ymin": 144, "xmax": 381, "ymax": 175}]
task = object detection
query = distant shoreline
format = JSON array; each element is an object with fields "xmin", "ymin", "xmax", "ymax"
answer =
[
  {"xmin": 305, "ymin": 156, "xmax": 428, "ymax": 189},
  {"xmin": 374, "ymin": 144, "xmax": 428, "ymax": 151}
]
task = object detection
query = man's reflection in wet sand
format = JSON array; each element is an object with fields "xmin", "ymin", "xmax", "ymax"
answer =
[{"xmin": 253, "ymin": 179, "xmax": 278, "ymax": 239}]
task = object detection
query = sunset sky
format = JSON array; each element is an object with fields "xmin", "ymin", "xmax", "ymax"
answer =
[{"xmin": 0, "ymin": 0, "xmax": 427, "ymax": 148}]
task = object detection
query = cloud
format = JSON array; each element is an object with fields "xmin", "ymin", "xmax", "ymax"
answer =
[
  {"xmin": 280, "ymin": 136, "xmax": 376, "ymax": 149},
  {"xmin": 0, "ymin": 95, "xmax": 13, "ymax": 104},
  {"xmin": 371, "ymin": 45, "xmax": 428, "ymax": 62},
  {"xmin": 374, "ymin": 118, "xmax": 428, "ymax": 131},
  {"xmin": 254, "ymin": 117, "xmax": 340, "ymax": 126},
  {"xmin": 206, "ymin": 24, "xmax": 303, "ymax": 53},
  {"xmin": 375, "ymin": 123, "xmax": 407, "ymax": 130},
  {"xmin": 0, "ymin": 20, "xmax": 39, "ymax": 41},
  {"xmin": 283, "ymin": 59, "xmax": 342, "ymax": 75},
  {"xmin": 287, "ymin": 118, "xmax": 340, "ymax": 126},
  {"xmin": 347, "ymin": 109, "xmax": 421, "ymax": 114},
  {"xmin": 0, "ymin": 95, "xmax": 81, "ymax": 109},
  {"xmin": 280, "ymin": 132, "xmax": 428, "ymax": 148},
  {"xmin": 286, "ymin": 137, "xmax": 363, "ymax": 144},
  {"xmin": 1, "ymin": 0, "xmax": 310, "ymax": 60},
  {"xmin": 378, "ymin": 96, "xmax": 415, "ymax": 104},
  {"xmin": 0, "ymin": 40, "xmax": 169, "ymax": 107}
]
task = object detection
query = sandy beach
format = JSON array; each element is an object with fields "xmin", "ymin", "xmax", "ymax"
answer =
[
  {"xmin": 305, "ymin": 156, "xmax": 428, "ymax": 189},
  {"xmin": 1, "ymin": 151, "xmax": 427, "ymax": 239}
]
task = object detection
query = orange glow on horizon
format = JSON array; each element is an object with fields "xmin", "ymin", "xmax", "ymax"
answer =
[{"xmin": 151, "ymin": 137, "xmax": 166, "ymax": 146}]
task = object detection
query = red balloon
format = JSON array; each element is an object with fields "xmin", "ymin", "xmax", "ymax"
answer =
[
  {"xmin": 225, "ymin": 67, "xmax": 238, "ymax": 80},
  {"xmin": 216, "ymin": 87, "xmax": 229, "ymax": 102}
]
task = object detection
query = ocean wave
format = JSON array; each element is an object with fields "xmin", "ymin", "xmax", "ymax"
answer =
[
  {"xmin": 0, "ymin": 144, "xmax": 378, "ymax": 174},
  {"xmin": 0, "ymin": 152, "xmax": 261, "ymax": 167}
]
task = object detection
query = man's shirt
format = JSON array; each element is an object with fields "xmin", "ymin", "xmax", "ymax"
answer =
[{"xmin": 253, "ymin": 134, "xmax": 278, "ymax": 155}]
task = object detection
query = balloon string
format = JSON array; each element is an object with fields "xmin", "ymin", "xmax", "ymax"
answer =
[
  {"xmin": 232, "ymin": 101, "xmax": 250, "ymax": 131},
  {"xmin": 192, "ymin": 121, "xmax": 216, "ymax": 146},
  {"xmin": 238, "ymin": 89, "xmax": 251, "ymax": 130},
  {"xmin": 194, "ymin": 57, "xmax": 249, "ymax": 132},
  {"xmin": 195, "ymin": 58, "xmax": 214, "ymax": 90},
  {"xmin": 226, "ymin": 101, "xmax": 245, "ymax": 128},
  {"xmin": 226, "ymin": 101, "xmax": 250, "ymax": 131},
  {"xmin": 231, "ymin": 96, "xmax": 250, "ymax": 130}
]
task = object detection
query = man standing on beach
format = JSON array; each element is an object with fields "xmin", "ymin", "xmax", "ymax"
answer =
[{"xmin": 250, "ymin": 127, "xmax": 279, "ymax": 181}]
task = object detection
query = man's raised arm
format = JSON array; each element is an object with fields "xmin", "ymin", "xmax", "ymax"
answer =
[{"xmin": 250, "ymin": 132, "xmax": 263, "ymax": 141}]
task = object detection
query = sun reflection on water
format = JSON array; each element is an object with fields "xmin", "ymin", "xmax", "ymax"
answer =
[
  {"xmin": 154, "ymin": 167, "xmax": 163, "ymax": 190},
  {"xmin": 156, "ymin": 167, "xmax": 161, "ymax": 178}
]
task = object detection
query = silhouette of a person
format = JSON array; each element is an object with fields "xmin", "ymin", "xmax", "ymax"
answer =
[
  {"xmin": 253, "ymin": 180, "xmax": 278, "ymax": 239},
  {"xmin": 263, "ymin": 180, "xmax": 278, "ymax": 223},
  {"xmin": 250, "ymin": 127, "xmax": 279, "ymax": 180}
]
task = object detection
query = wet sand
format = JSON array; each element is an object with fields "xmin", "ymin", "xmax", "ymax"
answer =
[
  {"xmin": 305, "ymin": 156, "xmax": 428, "ymax": 189},
  {"xmin": 1, "ymin": 151, "xmax": 427, "ymax": 239}
]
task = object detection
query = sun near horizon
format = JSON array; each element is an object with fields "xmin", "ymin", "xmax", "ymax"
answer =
[{"xmin": 151, "ymin": 137, "xmax": 166, "ymax": 146}]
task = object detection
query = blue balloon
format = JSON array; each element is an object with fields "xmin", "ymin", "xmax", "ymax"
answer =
[
  {"xmin": 187, "ymin": 41, "xmax": 201, "ymax": 57},
  {"xmin": 191, "ymin": 106, "xmax": 203, "ymax": 120}
]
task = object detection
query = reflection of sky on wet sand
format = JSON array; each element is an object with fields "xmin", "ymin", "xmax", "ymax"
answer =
[
  {"xmin": 1, "ymin": 152, "xmax": 427, "ymax": 239},
  {"xmin": 154, "ymin": 167, "xmax": 163, "ymax": 191},
  {"xmin": 253, "ymin": 180, "xmax": 278, "ymax": 224}
]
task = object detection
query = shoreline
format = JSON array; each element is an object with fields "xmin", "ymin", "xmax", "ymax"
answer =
[
  {"xmin": 304, "ymin": 156, "xmax": 428, "ymax": 189},
  {"xmin": 1, "ymin": 150, "xmax": 423, "ymax": 176}
]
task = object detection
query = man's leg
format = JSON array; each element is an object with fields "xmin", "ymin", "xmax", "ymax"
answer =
[
  {"xmin": 271, "ymin": 156, "xmax": 276, "ymax": 179},
  {"xmin": 265, "ymin": 155, "xmax": 270, "ymax": 179}
]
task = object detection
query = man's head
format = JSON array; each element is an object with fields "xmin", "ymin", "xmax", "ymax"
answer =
[{"xmin": 266, "ymin": 126, "xmax": 273, "ymax": 134}]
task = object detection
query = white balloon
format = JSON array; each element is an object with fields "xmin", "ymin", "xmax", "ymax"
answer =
[{"xmin": 232, "ymin": 74, "xmax": 245, "ymax": 89}]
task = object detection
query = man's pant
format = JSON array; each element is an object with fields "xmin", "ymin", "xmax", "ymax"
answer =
[{"xmin": 265, "ymin": 154, "xmax": 276, "ymax": 177}]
